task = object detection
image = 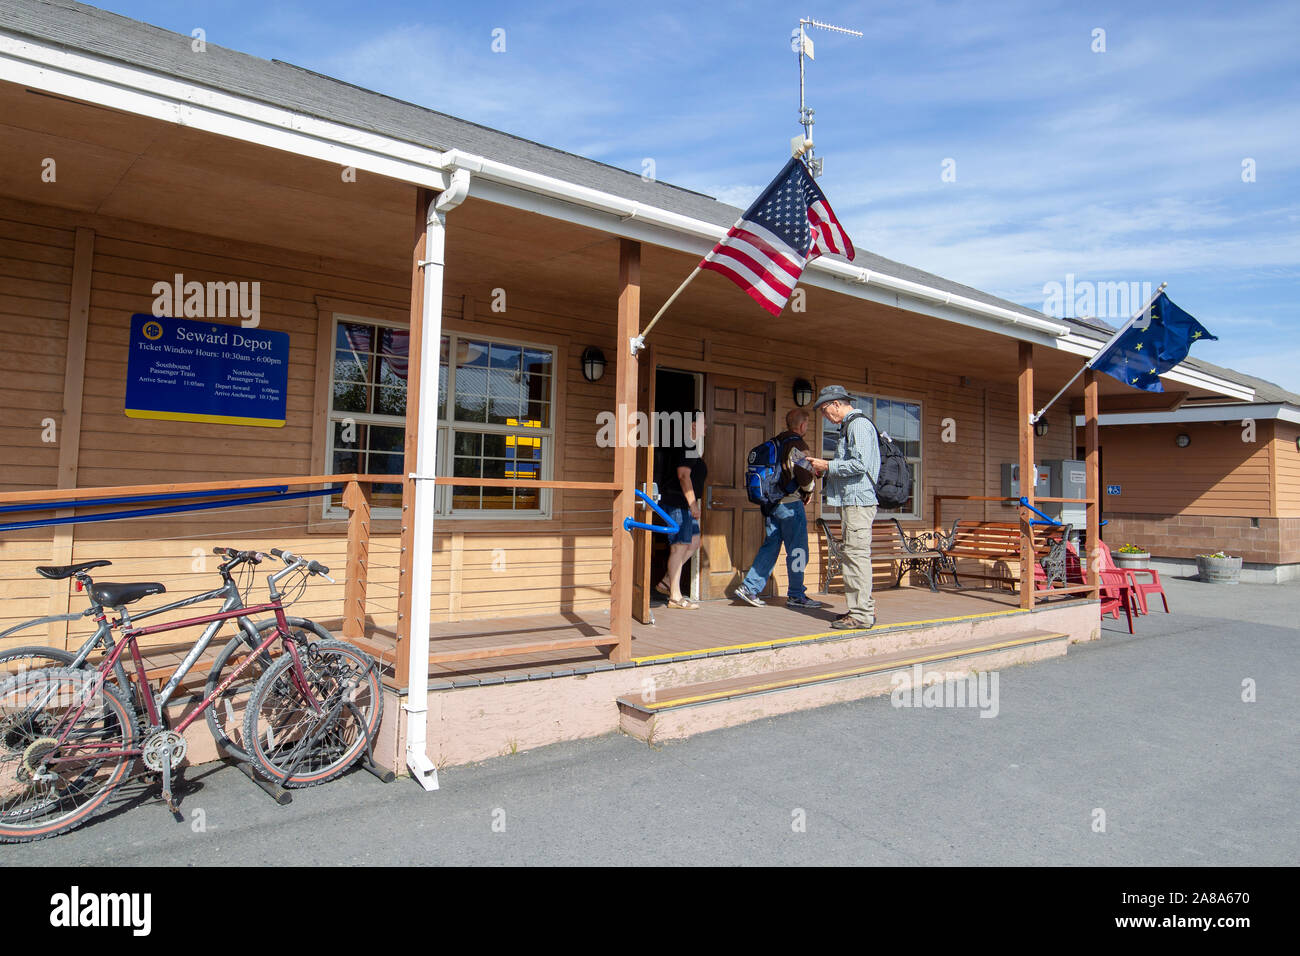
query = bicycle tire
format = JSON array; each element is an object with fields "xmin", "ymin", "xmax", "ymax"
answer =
[
  {"xmin": 202, "ymin": 617, "xmax": 329, "ymax": 763},
  {"xmin": 0, "ymin": 641, "xmax": 132, "ymax": 696},
  {"xmin": 242, "ymin": 640, "xmax": 383, "ymax": 788},
  {"xmin": 0, "ymin": 646, "xmax": 76, "ymax": 679},
  {"xmin": 0, "ymin": 667, "xmax": 138, "ymax": 843}
]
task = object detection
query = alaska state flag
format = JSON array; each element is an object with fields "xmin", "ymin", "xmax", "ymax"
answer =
[{"xmin": 1089, "ymin": 292, "xmax": 1218, "ymax": 392}]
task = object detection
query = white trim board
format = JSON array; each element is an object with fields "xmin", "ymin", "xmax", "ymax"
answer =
[{"xmin": 1074, "ymin": 403, "xmax": 1300, "ymax": 427}]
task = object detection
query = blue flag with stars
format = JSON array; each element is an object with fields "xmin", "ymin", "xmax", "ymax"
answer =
[{"xmin": 1089, "ymin": 292, "xmax": 1217, "ymax": 392}]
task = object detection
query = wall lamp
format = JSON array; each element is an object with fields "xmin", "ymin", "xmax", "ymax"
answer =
[
  {"xmin": 1175, "ymin": 433, "xmax": 1191, "ymax": 448},
  {"xmin": 581, "ymin": 346, "xmax": 606, "ymax": 382},
  {"xmin": 1033, "ymin": 419, "xmax": 1050, "ymax": 438},
  {"xmin": 793, "ymin": 378, "xmax": 814, "ymax": 407}
]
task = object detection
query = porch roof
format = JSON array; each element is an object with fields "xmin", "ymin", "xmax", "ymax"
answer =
[{"xmin": 0, "ymin": 0, "xmax": 1263, "ymax": 402}]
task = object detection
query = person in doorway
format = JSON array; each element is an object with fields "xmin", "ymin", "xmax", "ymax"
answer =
[
  {"xmin": 733, "ymin": 408, "xmax": 826, "ymax": 610},
  {"xmin": 806, "ymin": 386, "xmax": 880, "ymax": 629},
  {"xmin": 656, "ymin": 411, "xmax": 707, "ymax": 609}
]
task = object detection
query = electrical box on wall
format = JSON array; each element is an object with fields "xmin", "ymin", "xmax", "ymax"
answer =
[
  {"xmin": 1000, "ymin": 462, "xmax": 1050, "ymax": 500},
  {"xmin": 1040, "ymin": 459, "xmax": 1087, "ymax": 528}
]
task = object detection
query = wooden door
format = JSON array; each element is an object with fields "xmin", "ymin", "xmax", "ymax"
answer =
[
  {"xmin": 631, "ymin": 346, "xmax": 656, "ymax": 624},
  {"xmin": 701, "ymin": 375, "xmax": 772, "ymax": 599}
]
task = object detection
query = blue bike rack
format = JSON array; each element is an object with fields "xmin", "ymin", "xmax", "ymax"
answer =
[
  {"xmin": 623, "ymin": 488, "xmax": 680, "ymax": 536},
  {"xmin": 1018, "ymin": 496, "xmax": 1107, "ymax": 528}
]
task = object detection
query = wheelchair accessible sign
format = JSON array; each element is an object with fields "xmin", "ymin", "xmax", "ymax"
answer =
[{"xmin": 125, "ymin": 315, "xmax": 289, "ymax": 427}]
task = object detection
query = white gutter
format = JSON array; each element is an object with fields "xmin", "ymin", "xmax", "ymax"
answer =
[
  {"xmin": 1074, "ymin": 403, "xmax": 1300, "ymax": 427},
  {"xmin": 439, "ymin": 149, "xmax": 1073, "ymax": 341},
  {"xmin": 404, "ymin": 168, "xmax": 471, "ymax": 791},
  {"xmin": 0, "ymin": 32, "xmax": 448, "ymax": 191}
]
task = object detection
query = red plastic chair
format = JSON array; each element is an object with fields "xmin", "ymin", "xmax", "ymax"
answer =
[
  {"xmin": 1097, "ymin": 540, "xmax": 1169, "ymax": 615},
  {"xmin": 1034, "ymin": 541, "xmax": 1134, "ymax": 633}
]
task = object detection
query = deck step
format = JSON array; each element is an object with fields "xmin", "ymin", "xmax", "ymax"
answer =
[{"xmin": 616, "ymin": 629, "xmax": 1068, "ymax": 741}]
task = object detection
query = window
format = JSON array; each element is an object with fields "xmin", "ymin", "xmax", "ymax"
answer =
[
  {"xmin": 820, "ymin": 393, "xmax": 922, "ymax": 519},
  {"xmin": 326, "ymin": 317, "xmax": 554, "ymax": 518}
]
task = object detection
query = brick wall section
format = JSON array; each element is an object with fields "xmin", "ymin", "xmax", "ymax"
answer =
[{"xmin": 1104, "ymin": 514, "xmax": 1300, "ymax": 564}]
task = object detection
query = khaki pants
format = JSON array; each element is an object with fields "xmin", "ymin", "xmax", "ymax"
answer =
[{"xmin": 840, "ymin": 504, "xmax": 877, "ymax": 623}]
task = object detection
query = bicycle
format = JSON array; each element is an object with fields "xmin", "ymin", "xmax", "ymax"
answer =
[
  {"xmin": 0, "ymin": 550, "xmax": 337, "ymax": 763},
  {"xmin": 0, "ymin": 549, "xmax": 384, "ymax": 842}
]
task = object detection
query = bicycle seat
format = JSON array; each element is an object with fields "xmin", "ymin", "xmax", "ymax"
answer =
[
  {"xmin": 35, "ymin": 560, "xmax": 112, "ymax": 580},
  {"xmin": 89, "ymin": 581, "xmax": 166, "ymax": 607}
]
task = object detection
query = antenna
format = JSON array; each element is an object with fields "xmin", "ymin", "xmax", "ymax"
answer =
[{"xmin": 791, "ymin": 16, "xmax": 862, "ymax": 178}]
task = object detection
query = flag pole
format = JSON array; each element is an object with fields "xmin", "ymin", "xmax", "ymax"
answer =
[
  {"xmin": 1030, "ymin": 281, "xmax": 1167, "ymax": 423},
  {"xmin": 630, "ymin": 212, "xmax": 748, "ymax": 356}
]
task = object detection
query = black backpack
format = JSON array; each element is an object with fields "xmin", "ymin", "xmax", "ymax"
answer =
[{"xmin": 842, "ymin": 411, "xmax": 911, "ymax": 509}]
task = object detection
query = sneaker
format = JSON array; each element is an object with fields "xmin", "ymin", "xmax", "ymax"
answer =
[
  {"xmin": 830, "ymin": 616, "xmax": 873, "ymax": 630},
  {"xmin": 733, "ymin": 584, "xmax": 765, "ymax": 607},
  {"xmin": 787, "ymin": 595, "xmax": 826, "ymax": 610}
]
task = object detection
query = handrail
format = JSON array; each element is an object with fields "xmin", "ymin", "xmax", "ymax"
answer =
[
  {"xmin": 0, "ymin": 473, "xmax": 390, "ymax": 506},
  {"xmin": 431, "ymin": 477, "xmax": 620, "ymax": 491},
  {"xmin": 0, "ymin": 486, "xmax": 343, "ymax": 533},
  {"xmin": 0, "ymin": 484, "xmax": 290, "ymax": 515},
  {"xmin": 623, "ymin": 488, "xmax": 681, "ymax": 535}
]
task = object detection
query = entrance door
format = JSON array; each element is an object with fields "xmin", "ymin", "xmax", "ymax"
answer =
[{"xmin": 701, "ymin": 375, "xmax": 772, "ymax": 599}]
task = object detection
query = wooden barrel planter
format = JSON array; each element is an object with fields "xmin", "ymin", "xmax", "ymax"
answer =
[
  {"xmin": 1113, "ymin": 550, "xmax": 1150, "ymax": 570},
  {"xmin": 1196, "ymin": 553, "xmax": 1242, "ymax": 584}
]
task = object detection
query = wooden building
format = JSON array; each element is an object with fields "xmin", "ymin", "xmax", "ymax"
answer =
[
  {"xmin": 1076, "ymin": 383, "xmax": 1300, "ymax": 581},
  {"xmin": 0, "ymin": 1, "xmax": 1271, "ymax": 774}
]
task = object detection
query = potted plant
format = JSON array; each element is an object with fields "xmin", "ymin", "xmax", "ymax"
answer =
[
  {"xmin": 1196, "ymin": 551, "xmax": 1242, "ymax": 584},
  {"xmin": 1113, "ymin": 543, "xmax": 1150, "ymax": 570}
]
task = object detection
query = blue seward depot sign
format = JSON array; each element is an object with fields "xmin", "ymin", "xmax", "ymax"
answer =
[{"xmin": 124, "ymin": 314, "xmax": 289, "ymax": 427}]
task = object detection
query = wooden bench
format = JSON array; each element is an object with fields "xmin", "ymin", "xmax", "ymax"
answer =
[
  {"xmin": 935, "ymin": 520, "xmax": 1072, "ymax": 590},
  {"xmin": 817, "ymin": 517, "xmax": 953, "ymax": 592}
]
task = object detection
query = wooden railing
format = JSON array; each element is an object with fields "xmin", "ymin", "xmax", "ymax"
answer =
[{"xmin": 0, "ymin": 473, "xmax": 624, "ymax": 688}]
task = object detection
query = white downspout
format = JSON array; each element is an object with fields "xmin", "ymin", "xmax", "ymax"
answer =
[{"xmin": 405, "ymin": 168, "xmax": 472, "ymax": 791}]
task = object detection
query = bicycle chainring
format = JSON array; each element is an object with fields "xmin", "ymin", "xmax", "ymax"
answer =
[{"xmin": 141, "ymin": 729, "xmax": 187, "ymax": 771}]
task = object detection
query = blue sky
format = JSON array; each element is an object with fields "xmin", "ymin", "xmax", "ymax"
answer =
[{"xmin": 98, "ymin": 0, "xmax": 1300, "ymax": 392}]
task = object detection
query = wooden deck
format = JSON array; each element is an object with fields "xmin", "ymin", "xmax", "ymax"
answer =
[{"xmin": 354, "ymin": 585, "xmax": 1059, "ymax": 687}]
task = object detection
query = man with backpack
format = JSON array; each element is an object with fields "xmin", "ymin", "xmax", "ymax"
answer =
[
  {"xmin": 807, "ymin": 385, "xmax": 882, "ymax": 629},
  {"xmin": 732, "ymin": 409, "xmax": 826, "ymax": 611}
]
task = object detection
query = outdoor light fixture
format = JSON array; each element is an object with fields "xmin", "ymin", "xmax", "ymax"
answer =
[
  {"xmin": 581, "ymin": 346, "xmax": 606, "ymax": 382},
  {"xmin": 1176, "ymin": 433, "xmax": 1192, "ymax": 448},
  {"xmin": 793, "ymin": 378, "xmax": 814, "ymax": 407},
  {"xmin": 1033, "ymin": 419, "xmax": 1050, "ymax": 438}
]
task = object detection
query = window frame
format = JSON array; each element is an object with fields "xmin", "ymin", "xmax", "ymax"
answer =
[
  {"xmin": 319, "ymin": 312, "xmax": 557, "ymax": 522},
  {"xmin": 819, "ymin": 390, "xmax": 924, "ymax": 522}
]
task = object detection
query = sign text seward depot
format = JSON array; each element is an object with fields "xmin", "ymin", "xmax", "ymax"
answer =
[{"xmin": 124, "ymin": 314, "xmax": 289, "ymax": 427}]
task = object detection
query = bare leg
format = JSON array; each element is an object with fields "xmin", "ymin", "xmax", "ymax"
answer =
[{"xmin": 666, "ymin": 542, "xmax": 692, "ymax": 602}]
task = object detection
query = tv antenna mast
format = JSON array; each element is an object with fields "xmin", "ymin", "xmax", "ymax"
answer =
[{"xmin": 791, "ymin": 17, "xmax": 862, "ymax": 178}]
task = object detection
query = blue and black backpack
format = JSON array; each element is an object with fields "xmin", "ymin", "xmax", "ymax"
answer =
[{"xmin": 745, "ymin": 434, "xmax": 805, "ymax": 512}]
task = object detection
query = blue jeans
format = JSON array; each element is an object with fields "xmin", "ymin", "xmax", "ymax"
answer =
[{"xmin": 741, "ymin": 501, "xmax": 809, "ymax": 599}]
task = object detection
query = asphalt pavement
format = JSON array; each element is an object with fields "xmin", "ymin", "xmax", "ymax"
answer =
[{"xmin": 3, "ymin": 575, "xmax": 1296, "ymax": 866}]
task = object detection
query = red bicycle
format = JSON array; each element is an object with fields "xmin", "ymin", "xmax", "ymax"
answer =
[{"xmin": 0, "ymin": 548, "xmax": 384, "ymax": 842}]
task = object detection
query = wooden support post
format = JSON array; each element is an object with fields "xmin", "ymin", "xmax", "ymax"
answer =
[
  {"xmin": 933, "ymin": 493, "xmax": 942, "ymax": 538},
  {"xmin": 609, "ymin": 239, "xmax": 641, "ymax": 663},
  {"xmin": 1084, "ymin": 368, "xmax": 1101, "ymax": 600},
  {"xmin": 1018, "ymin": 341, "xmax": 1035, "ymax": 610},
  {"xmin": 341, "ymin": 480, "xmax": 371, "ymax": 641},
  {"xmin": 396, "ymin": 188, "xmax": 435, "ymax": 687},
  {"xmin": 48, "ymin": 227, "xmax": 94, "ymax": 648}
]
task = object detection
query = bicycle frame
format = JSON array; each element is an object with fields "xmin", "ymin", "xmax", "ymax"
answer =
[{"xmin": 46, "ymin": 598, "xmax": 319, "ymax": 763}]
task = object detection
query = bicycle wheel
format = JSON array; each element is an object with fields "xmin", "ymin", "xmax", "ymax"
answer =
[
  {"xmin": 203, "ymin": 618, "xmax": 329, "ymax": 763},
  {"xmin": 242, "ymin": 640, "xmax": 383, "ymax": 788},
  {"xmin": 0, "ymin": 667, "xmax": 138, "ymax": 843}
]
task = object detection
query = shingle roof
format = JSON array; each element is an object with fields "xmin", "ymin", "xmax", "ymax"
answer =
[{"xmin": 3, "ymin": 0, "xmax": 1292, "ymax": 408}]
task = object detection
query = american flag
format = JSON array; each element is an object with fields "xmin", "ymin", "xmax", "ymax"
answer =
[{"xmin": 699, "ymin": 158, "xmax": 856, "ymax": 316}]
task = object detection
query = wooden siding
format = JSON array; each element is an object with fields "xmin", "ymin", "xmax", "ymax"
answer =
[
  {"xmin": 1100, "ymin": 420, "xmax": 1272, "ymax": 517},
  {"xmin": 1275, "ymin": 421, "xmax": 1300, "ymax": 517}
]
